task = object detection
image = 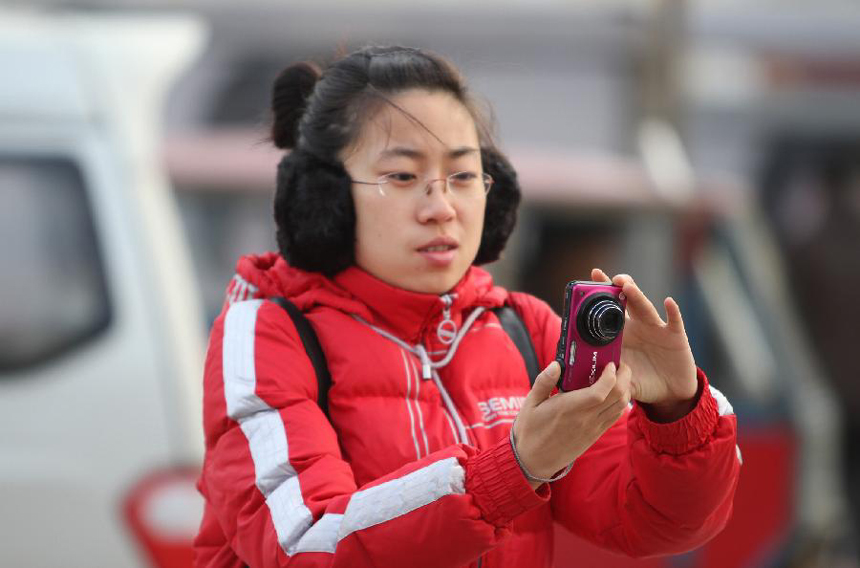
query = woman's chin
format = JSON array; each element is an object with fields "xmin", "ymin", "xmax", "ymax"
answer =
[
  {"xmin": 357, "ymin": 255, "xmax": 471, "ymax": 295},
  {"xmin": 399, "ymin": 267, "xmax": 466, "ymax": 295}
]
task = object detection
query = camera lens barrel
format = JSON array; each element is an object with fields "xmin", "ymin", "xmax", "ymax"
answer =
[
  {"xmin": 588, "ymin": 300, "xmax": 624, "ymax": 341},
  {"xmin": 576, "ymin": 292, "xmax": 625, "ymax": 346}
]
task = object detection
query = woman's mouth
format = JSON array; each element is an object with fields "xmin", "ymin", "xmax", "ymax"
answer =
[{"xmin": 417, "ymin": 240, "xmax": 459, "ymax": 266}]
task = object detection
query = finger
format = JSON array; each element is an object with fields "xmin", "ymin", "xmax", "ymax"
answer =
[
  {"xmin": 596, "ymin": 385, "xmax": 625, "ymax": 415},
  {"xmin": 617, "ymin": 359, "xmax": 643, "ymax": 402},
  {"xmin": 591, "ymin": 268, "xmax": 611, "ymax": 283},
  {"xmin": 664, "ymin": 297, "xmax": 686, "ymax": 333},
  {"xmin": 523, "ymin": 361, "xmax": 560, "ymax": 409},
  {"xmin": 619, "ymin": 279, "xmax": 664, "ymax": 326},
  {"xmin": 598, "ymin": 401, "xmax": 628, "ymax": 429},
  {"xmin": 581, "ymin": 361, "xmax": 617, "ymax": 406},
  {"xmin": 597, "ymin": 362, "xmax": 632, "ymax": 412},
  {"xmin": 598, "ymin": 393, "xmax": 630, "ymax": 421},
  {"xmin": 616, "ymin": 362, "xmax": 638, "ymax": 400},
  {"xmin": 610, "ymin": 273, "xmax": 634, "ymax": 288}
]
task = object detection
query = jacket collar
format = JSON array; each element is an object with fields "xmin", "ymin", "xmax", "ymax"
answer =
[
  {"xmin": 333, "ymin": 264, "xmax": 504, "ymax": 344},
  {"xmin": 233, "ymin": 252, "xmax": 506, "ymax": 345}
]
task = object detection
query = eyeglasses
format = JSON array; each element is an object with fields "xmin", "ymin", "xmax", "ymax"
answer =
[{"xmin": 352, "ymin": 171, "xmax": 493, "ymax": 198}]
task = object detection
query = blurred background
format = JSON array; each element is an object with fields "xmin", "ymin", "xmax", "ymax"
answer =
[{"xmin": 2, "ymin": 0, "xmax": 859, "ymax": 566}]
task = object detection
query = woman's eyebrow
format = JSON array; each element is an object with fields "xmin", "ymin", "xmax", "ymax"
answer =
[
  {"xmin": 449, "ymin": 146, "xmax": 479, "ymax": 159},
  {"xmin": 377, "ymin": 146, "xmax": 479, "ymax": 160},
  {"xmin": 378, "ymin": 147, "xmax": 424, "ymax": 160}
]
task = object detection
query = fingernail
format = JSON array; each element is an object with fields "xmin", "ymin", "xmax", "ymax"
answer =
[{"xmin": 548, "ymin": 361, "xmax": 561, "ymax": 378}]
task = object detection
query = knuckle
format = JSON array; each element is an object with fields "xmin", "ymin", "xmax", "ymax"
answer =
[
  {"xmin": 601, "ymin": 383, "xmax": 615, "ymax": 399},
  {"xmin": 586, "ymin": 391, "xmax": 604, "ymax": 406},
  {"xmin": 601, "ymin": 379, "xmax": 616, "ymax": 394}
]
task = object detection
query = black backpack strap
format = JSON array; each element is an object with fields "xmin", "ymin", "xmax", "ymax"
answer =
[
  {"xmin": 269, "ymin": 297, "xmax": 331, "ymax": 417},
  {"xmin": 492, "ymin": 306, "xmax": 540, "ymax": 387}
]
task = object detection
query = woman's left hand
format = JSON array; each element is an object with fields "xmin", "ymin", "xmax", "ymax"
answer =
[{"xmin": 591, "ymin": 268, "xmax": 699, "ymax": 422}]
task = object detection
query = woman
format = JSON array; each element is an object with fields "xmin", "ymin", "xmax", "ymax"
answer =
[{"xmin": 194, "ymin": 46, "xmax": 740, "ymax": 568}]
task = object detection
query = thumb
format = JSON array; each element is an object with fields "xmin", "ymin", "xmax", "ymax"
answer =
[
  {"xmin": 586, "ymin": 361, "xmax": 617, "ymax": 403},
  {"xmin": 524, "ymin": 361, "xmax": 560, "ymax": 409}
]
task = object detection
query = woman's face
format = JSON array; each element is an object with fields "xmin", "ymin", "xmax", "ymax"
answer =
[{"xmin": 342, "ymin": 89, "xmax": 486, "ymax": 295}]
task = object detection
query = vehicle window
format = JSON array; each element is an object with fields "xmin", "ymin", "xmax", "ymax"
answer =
[{"xmin": 0, "ymin": 156, "xmax": 111, "ymax": 372}]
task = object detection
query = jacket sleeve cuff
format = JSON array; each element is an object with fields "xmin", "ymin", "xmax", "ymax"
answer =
[
  {"xmin": 632, "ymin": 368, "xmax": 720, "ymax": 456},
  {"xmin": 465, "ymin": 435, "xmax": 550, "ymax": 528}
]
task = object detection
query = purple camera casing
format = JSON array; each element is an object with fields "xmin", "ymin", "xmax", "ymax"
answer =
[{"xmin": 555, "ymin": 281, "xmax": 627, "ymax": 391}]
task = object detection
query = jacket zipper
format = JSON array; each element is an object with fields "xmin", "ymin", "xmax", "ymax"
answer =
[
  {"xmin": 437, "ymin": 294, "xmax": 480, "ymax": 568},
  {"xmin": 436, "ymin": 293, "xmax": 458, "ymax": 345}
]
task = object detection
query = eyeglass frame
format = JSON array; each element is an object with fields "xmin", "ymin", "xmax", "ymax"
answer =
[{"xmin": 351, "ymin": 171, "xmax": 494, "ymax": 198}]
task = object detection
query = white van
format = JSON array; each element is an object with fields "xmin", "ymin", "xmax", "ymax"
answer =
[{"xmin": 0, "ymin": 10, "xmax": 207, "ymax": 567}]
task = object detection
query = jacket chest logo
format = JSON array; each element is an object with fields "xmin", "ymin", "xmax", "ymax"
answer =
[{"xmin": 476, "ymin": 395, "xmax": 527, "ymax": 423}]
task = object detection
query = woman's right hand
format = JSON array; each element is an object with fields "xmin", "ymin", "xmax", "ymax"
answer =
[{"xmin": 512, "ymin": 360, "xmax": 632, "ymax": 489}]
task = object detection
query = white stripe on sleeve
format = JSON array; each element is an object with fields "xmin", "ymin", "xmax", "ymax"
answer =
[
  {"xmin": 223, "ymin": 301, "xmax": 468, "ymax": 557},
  {"xmin": 708, "ymin": 385, "xmax": 734, "ymax": 416},
  {"xmin": 290, "ymin": 457, "xmax": 465, "ymax": 553},
  {"xmin": 338, "ymin": 457, "xmax": 465, "ymax": 540},
  {"xmin": 707, "ymin": 385, "xmax": 742, "ymax": 464},
  {"xmin": 239, "ymin": 409, "xmax": 296, "ymax": 494},
  {"xmin": 290, "ymin": 514, "xmax": 344, "ymax": 555},
  {"xmin": 222, "ymin": 300, "xmax": 313, "ymax": 553}
]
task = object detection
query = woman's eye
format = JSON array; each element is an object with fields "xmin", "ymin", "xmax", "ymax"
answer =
[
  {"xmin": 385, "ymin": 172, "xmax": 417, "ymax": 186},
  {"xmin": 450, "ymin": 171, "xmax": 478, "ymax": 185}
]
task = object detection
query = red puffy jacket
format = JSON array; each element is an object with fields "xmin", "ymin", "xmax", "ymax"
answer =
[{"xmin": 194, "ymin": 252, "xmax": 740, "ymax": 568}]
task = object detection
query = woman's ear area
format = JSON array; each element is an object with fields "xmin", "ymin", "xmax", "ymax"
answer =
[
  {"xmin": 274, "ymin": 150, "xmax": 357, "ymax": 276},
  {"xmin": 480, "ymin": 146, "xmax": 520, "ymax": 205},
  {"xmin": 473, "ymin": 146, "xmax": 522, "ymax": 266},
  {"xmin": 481, "ymin": 147, "xmax": 513, "ymax": 180}
]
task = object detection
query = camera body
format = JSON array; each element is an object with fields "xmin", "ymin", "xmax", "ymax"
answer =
[{"xmin": 555, "ymin": 281, "xmax": 627, "ymax": 391}]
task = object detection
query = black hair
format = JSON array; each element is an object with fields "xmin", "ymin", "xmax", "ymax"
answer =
[{"xmin": 271, "ymin": 45, "xmax": 521, "ymax": 276}]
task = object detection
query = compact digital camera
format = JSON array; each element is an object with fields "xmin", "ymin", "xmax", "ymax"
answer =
[{"xmin": 555, "ymin": 281, "xmax": 627, "ymax": 391}]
